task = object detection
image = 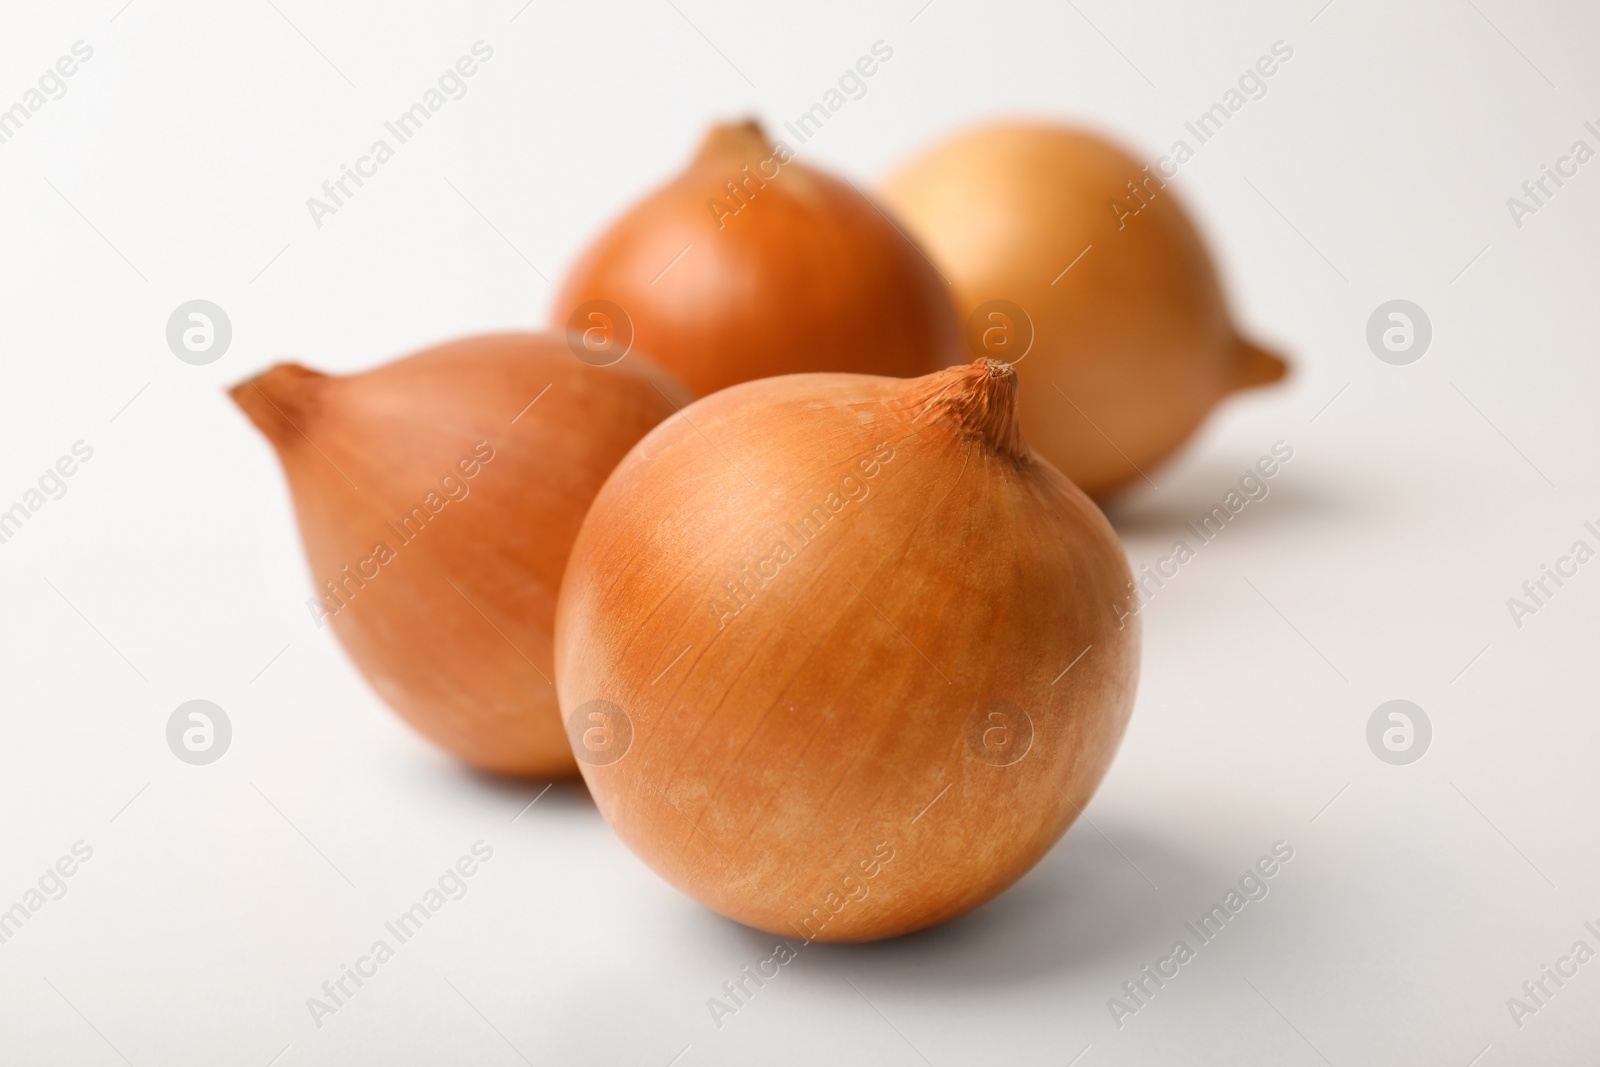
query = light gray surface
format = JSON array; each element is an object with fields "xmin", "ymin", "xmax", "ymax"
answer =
[{"xmin": 2, "ymin": 1, "xmax": 1597, "ymax": 1063}]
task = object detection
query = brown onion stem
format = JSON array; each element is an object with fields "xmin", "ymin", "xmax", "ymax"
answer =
[
  {"xmin": 230, "ymin": 364, "xmax": 327, "ymax": 449},
  {"xmin": 694, "ymin": 118, "xmax": 773, "ymax": 163},
  {"xmin": 907, "ymin": 358, "xmax": 1028, "ymax": 462}
]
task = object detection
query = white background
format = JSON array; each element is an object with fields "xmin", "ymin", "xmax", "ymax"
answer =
[{"xmin": 2, "ymin": 0, "xmax": 1598, "ymax": 1064}]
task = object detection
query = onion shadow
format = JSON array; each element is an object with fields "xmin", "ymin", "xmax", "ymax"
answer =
[
  {"xmin": 457, "ymin": 765, "xmax": 601, "ymax": 817},
  {"xmin": 1101, "ymin": 460, "xmax": 1356, "ymax": 543},
  {"xmin": 711, "ymin": 817, "xmax": 1212, "ymax": 990}
]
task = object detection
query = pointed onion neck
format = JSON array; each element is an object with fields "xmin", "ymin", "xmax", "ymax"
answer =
[
  {"xmin": 1231, "ymin": 338, "xmax": 1288, "ymax": 392},
  {"xmin": 694, "ymin": 119, "xmax": 773, "ymax": 165},
  {"xmin": 229, "ymin": 363, "xmax": 328, "ymax": 448},
  {"xmin": 911, "ymin": 359, "xmax": 1027, "ymax": 462}
]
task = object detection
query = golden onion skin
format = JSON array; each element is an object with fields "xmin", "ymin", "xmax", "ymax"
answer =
[
  {"xmin": 556, "ymin": 360, "xmax": 1139, "ymax": 940},
  {"xmin": 551, "ymin": 120, "xmax": 962, "ymax": 398},
  {"xmin": 882, "ymin": 121, "xmax": 1287, "ymax": 498},
  {"xmin": 233, "ymin": 333, "xmax": 690, "ymax": 776}
]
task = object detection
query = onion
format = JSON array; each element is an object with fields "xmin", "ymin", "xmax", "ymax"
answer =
[
  {"xmin": 551, "ymin": 119, "xmax": 962, "ymax": 397},
  {"xmin": 231, "ymin": 333, "xmax": 689, "ymax": 776},
  {"xmin": 555, "ymin": 359, "xmax": 1138, "ymax": 940},
  {"xmin": 881, "ymin": 121, "xmax": 1288, "ymax": 498}
]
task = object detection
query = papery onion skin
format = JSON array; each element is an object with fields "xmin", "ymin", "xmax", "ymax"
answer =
[
  {"xmin": 555, "ymin": 359, "xmax": 1139, "ymax": 940},
  {"xmin": 232, "ymin": 333, "xmax": 691, "ymax": 776},
  {"xmin": 550, "ymin": 119, "xmax": 962, "ymax": 398},
  {"xmin": 880, "ymin": 121, "xmax": 1288, "ymax": 498}
]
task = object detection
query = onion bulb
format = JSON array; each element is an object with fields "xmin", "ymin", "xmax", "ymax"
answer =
[
  {"xmin": 881, "ymin": 121, "xmax": 1288, "ymax": 498},
  {"xmin": 231, "ymin": 333, "xmax": 690, "ymax": 776},
  {"xmin": 555, "ymin": 359, "xmax": 1138, "ymax": 940},
  {"xmin": 551, "ymin": 119, "xmax": 961, "ymax": 397}
]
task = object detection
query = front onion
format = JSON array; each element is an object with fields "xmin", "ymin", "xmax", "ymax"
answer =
[
  {"xmin": 555, "ymin": 359, "xmax": 1139, "ymax": 940},
  {"xmin": 232, "ymin": 333, "xmax": 690, "ymax": 776}
]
